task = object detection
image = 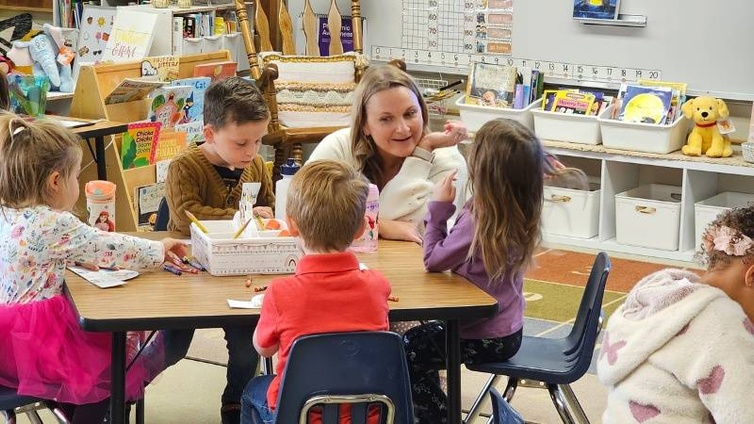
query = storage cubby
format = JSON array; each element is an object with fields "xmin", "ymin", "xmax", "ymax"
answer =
[
  {"xmin": 541, "ymin": 139, "xmax": 754, "ymax": 264},
  {"xmin": 69, "ymin": 50, "xmax": 232, "ymax": 231}
]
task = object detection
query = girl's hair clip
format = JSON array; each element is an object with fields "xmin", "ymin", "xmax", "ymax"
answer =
[{"xmin": 702, "ymin": 224, "xmax": 754, "ymax": 257}]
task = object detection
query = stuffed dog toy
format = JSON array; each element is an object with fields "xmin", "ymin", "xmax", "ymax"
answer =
[{"xmin": 681, "ymin": 96, "xmax": 732, "ymax": 158}]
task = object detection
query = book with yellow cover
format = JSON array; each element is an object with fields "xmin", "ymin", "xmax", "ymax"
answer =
[
  {"xmin": 550, "ymin": 91, "xmax": 595, "ymax": 115},
  {"xmin": 465, "ymin": 62, "xmax": 517, "ymax": 108}
]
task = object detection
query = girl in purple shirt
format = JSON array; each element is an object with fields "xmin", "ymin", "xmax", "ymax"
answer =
[{"xmin": 406, "ymin": 118, "xmax": 584, "ymax": 423}]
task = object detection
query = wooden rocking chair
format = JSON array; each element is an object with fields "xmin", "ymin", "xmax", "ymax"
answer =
[{"xmin": 234, "ymin": 0, "xmax": 367, "ymax": 181}]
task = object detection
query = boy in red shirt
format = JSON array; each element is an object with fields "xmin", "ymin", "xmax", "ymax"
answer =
[{"xmin": 240, "ymin": 160, "xmax": 392, "ymax": 424}]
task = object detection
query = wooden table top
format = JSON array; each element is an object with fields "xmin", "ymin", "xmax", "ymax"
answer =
[{"xmin": 65, "ymin": 238, "xmax": 498, "ymax": 332}]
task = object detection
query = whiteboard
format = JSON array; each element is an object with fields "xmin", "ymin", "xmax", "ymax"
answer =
[{"xmin": 290, "ymin": 0, "xmax": 754, "ymax": 100}]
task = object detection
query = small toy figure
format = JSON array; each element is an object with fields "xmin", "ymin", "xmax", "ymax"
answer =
[{"xmin": 681, "ymin": 96, "xmax": 733, "ymax": 158}]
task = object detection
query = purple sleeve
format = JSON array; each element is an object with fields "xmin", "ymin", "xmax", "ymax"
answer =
[{"xmin": 423, "ymin": 201, "xmax": 473, "ymax": 272}]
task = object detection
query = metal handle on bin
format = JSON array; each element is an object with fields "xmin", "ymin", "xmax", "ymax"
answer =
[
  {"xmin": 635, "ymin": 206, "xmax": 656, "ymax": 214},
  {"xmin": 548, "ymin": 194, "xmax": 572, "ymax": 203}
]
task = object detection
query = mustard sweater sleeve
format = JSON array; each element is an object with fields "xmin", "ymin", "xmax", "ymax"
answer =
[{"xmin": 249, "ymin": 156, "xmax": 275, "ymax": 209}]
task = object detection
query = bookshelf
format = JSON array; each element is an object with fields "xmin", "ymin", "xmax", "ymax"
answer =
[{"xmin": 69, "ymin": 50, "xmax": 232, "ymax": 231}]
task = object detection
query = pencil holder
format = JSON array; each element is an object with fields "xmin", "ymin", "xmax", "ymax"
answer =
[
  {"xmin": 7, "ymin": 74, "xmax": 50, "ymax": 117},
  {"xmin": 86, "ymin": 180, "xmax": 117, "ymax": 232}
]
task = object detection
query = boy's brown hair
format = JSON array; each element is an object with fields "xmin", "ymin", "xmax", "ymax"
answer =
[
  {"xmin": 203, "ymin": 76, "xmax": 269, "ymax": 128},
  {"xmin": 287, "ymin": 160, "xmax": 369, "ymax": 252}
]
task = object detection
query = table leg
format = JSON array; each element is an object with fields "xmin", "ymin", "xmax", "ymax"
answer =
[
  {"xmin": 446, "ymin": 319, "xmax": 462, "ymax": 424},
  {"xmin": 111, "ymin": 331, "xmax": 127, "ymax": 424},
  {"xmin": 95, "ymin": 136, "xmax": 107, "ymax": 180}
]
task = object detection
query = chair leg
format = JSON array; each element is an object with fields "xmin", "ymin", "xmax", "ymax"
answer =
[
  {"xmin": 547, "ymin": 384, "xmax": 577, "ymax": 424},
  {"xmin": 25, "ymin": 410, "xmax": 43, "ymax": 424},
  {"xmin": 558, "ymin": 384, "xmax": 589, "ymax": 424},
  {"xmin": 463, "ymin": 374, "xmax": 500, "ymax": 424},
  {"xmin": 136, "ymin": 398, "xmax": 145, "ymax": 424},
  {"xmin": 2, "ymin": 409, "xmax": 16, "ymax": 424},
  {"xmin": 502, "ymin": 377, "xmax": 519, "ymax": 403}
]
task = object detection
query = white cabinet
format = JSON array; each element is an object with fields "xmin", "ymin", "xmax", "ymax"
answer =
[{"xmin": 542, "ymin": 139, "xmax": 754, "ymax": 264}]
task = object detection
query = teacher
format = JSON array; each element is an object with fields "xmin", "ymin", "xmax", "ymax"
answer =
[{"xmin": 308, "ymin": 63, "xmax": 468, "ymax": 243}]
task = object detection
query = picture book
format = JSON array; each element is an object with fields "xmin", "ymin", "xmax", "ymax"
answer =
[
  {"xmin": 174, "ymin": 121, "xmax": 204, "ymax": 145},
  {"xmin": 120, "ymin": 121, "xmax": 161, "ymax": 169},
  {"xmin": 134, "ymin": 182, "xmax": 166, "ymax": 227},
  {"xmin": 170, "ymin": 77, "xmax": 210, "ymax": 123},
  {"xmin": 465, "ymin": 62, "xmax": 517, "ymax": 108},
  {"xmin": 637, "ymin": 79, "xmax": 687, "ymax": 124},
  {"xmin": 151, "ymin": 130, "xmax": 188, "ymax": 163},
  {"xmin": 192, "ymin": 61, "xmax": 237, "ymax": 82},
  {"xmin": 141, "ymin": 55, "xmax": 180, "ymax": 82},
  {"xmin": 148, "ymin": 86, "xmax": 193, "ymax": 130},
  {"xmin": 102, "ymin": 9, "xmax": 158, "ymax": 62},
  {"xmin": 550, "ymin": 91, "xmax": 595, "ymax": 115},
  {"xmin": 572, "ymin": 0, "xmax": 620, "ymax": 20},
  {"xmin": 104, "ymin": 78, "xmax": 165, "ymax": 105},
  {"xmin": 76, "ymin": 5, "xmax": 116, "ymax": 65},
  {"xmin": 619, "ymin": 85, "xmax": 673, "ymax": 124}
]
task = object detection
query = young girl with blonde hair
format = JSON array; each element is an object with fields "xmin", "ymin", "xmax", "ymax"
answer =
[
  {"xmin": 598, "ymin": 206, "xmax": 754, "ymax": 423},
  {"xmin": 0, "ymin": 113, "xmax": 193, "ymax": 423},
  {"xmin": 405, "ymin": 118, "xmax": 582, "ymax": 423}
]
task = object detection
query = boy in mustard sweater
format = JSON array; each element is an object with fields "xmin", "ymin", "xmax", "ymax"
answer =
[{"xmin": 165, "ymin": 76, "xmax": 274, "ymax": 424}]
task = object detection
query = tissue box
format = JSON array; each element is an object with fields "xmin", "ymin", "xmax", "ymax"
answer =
[{"xmin": 190, "ymin": 219, "xmax": 301, "ymax": 276}]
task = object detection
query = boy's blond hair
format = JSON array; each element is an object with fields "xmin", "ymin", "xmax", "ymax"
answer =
[
  {"xmin": 0, "ymin": 112, "xmax": 82, "ymax": 208},
  {"xmin": 286, "ymin": 160, "xmax": 369, "ymax": 252}
]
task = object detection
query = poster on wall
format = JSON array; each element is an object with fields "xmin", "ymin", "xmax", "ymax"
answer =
[
  {"xmin": 102, "ymin": 9, "xmax": 158, "ymax": 62},
  {"xmin": 317, "ymin": 16, "xmax": 354, "ymax": 56}
]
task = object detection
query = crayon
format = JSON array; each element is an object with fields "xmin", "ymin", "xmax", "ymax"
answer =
[
  {"xmin": 253, "ymin": 285, "xmax": 268, "ymax": 292},
  {"xmin": 185, "ymin": 257, "xmax": 205, "ymax": 271},
  {"xmin": 163, "ymin": 264, "xmax": 183, "ymax": 276},
  {"xmin": 184, "ymin": 210, "xmax": 208, "ymax": 233},
  {"xmin": 388, "ymin": 295, "xmax": 399, "ymax": 302}
]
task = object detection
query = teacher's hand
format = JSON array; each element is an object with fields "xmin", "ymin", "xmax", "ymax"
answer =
[
  {"xmin": 418, "ymin": 120, "xmax": 469, "ymax": 151},
  {"xmin": 379, "ymin": 219, "xmax": 423, "ymax": 245}
]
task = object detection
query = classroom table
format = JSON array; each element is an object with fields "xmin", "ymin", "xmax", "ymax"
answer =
[
  {"xmin": 64, "ymin": 237, "xmax": 498, "ymax": 424},
  {"xmin": 71, "ymin": 118, "xmax": 129, "ymax": 180}
]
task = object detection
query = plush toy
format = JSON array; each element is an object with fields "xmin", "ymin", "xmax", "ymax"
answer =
[
  {"xmin": 7, "ymin": 23, "xmax": 74, "ymax": 93},
  {"xmin": 681, "ymin": 96, "xmax": 732, "ymax": 158}
]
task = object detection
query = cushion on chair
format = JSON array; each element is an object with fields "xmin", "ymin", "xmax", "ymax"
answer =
[{"xmin": 259, "ymin": 52, "xmax": 362, "ymax": 128}]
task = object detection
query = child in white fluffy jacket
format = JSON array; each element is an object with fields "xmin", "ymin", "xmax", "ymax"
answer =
[{"xmin": 598, "ymin": 206, "xmax": 754, "ymax": 423}]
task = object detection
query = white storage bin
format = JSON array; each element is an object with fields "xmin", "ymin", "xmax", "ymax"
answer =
[
  {"xmin": 191, "ymin": 220, "xmax": 302, "ymax": 276},
  {"xmin": 615, "ymin": 184, "xmax": 682, "ymax": 251},
  {"xmin": 542, "ymin": 181, "xmax": 601, "ymax": 238},
  {"xmin": 531, "ymin": 104, "xmax": 611, "ymax": 145},
  {"xmin": 694, "ymin": 191, "xmax": 754, "ymax": 247},
  {"xmin": 456, "ymin": 97, "xmax": 541, "ymax": 132},
  {"xmin": 599, "ymin": 113, "xmax": 689, "ymax": 154}
]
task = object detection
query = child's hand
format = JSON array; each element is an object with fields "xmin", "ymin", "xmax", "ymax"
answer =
[
  {"xmin": 253, "ymin": 206, "xmax": 273, "ymax": 219},
  {"xmin": 418, "ymin": 120, "xmax": 468, "ymax": 151},
  {"xmin": 433, "ymin": 170, "xmax": 457, "ymax": 203},
  {"xmin": 161, "ymin": 238, "xmax": 188, "ymax": 262},
  {"xmin": 379, "ymin": 219, "xmax": 423, "ymax": 245},
  {"xmin": 544, "ymin": 153, "xmax": 566, "ymax": 181}
]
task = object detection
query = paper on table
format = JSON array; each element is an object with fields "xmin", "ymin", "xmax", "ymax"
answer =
[
  {"xmin": 228, "ymin": 293, "xmax": 265, "ymax": 309},
  {"xmin": 68, "ymin": 266, "xmax": 139, "ymax": 288}
]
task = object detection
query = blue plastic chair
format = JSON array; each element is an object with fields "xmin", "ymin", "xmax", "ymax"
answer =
[
  {"xmin": 488, "ymin": 387, "xmax": 524, "ymax": 424},
  {"xmin": 465, "ymin": 252, "xmax": 611, "ymax": 424},
  {"xmin": 153, "ymin": 198, "xmax": 170, "ymax": 231},
  {"xmin": 0, "ymin": 386, "xmax": 69, "ymax": 424},
  {"xmin": 272, "ymin": 331, "xmax": 414, "ymax": 424}
]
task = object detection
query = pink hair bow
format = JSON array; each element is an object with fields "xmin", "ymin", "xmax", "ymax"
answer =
[{"xmin": 702, "ymin": 224, "xmax": 754, "ymax": 256}]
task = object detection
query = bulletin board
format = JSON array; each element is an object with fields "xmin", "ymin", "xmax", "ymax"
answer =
[{"xmin": 290, "ymin": 0, "xmax": 754, "ymax": 100}]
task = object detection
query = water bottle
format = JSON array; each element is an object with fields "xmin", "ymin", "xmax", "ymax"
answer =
[
  {"xmin": 85, "ymin": 180, "xmax": 116, "ymax": 232},
  {"xmin": 274, "ymin": 158, "xmax": 300, "ymax": 221},
  {"xmin": 349, "ymin": 183, "xmax": 379, "ymax": 253}
]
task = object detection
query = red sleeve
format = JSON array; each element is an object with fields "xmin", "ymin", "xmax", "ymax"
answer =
[{"xmin": 255, "ymin": 281, "xmax": 282, "ymax": 349}]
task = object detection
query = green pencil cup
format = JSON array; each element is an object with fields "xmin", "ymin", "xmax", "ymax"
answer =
[{"xmin": 8, "ymin": 74, "xmax": 50, "ymax": 117}]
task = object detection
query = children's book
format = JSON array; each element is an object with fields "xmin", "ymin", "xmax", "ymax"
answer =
[
  {"xmin": 572, "ymin": 0, "xmax": 620, "ymax": 20},
  {"xmin": 192, "ymin": 61, "xmax": 237, "ymax": 82},
  {"xmin": 170, "ymin": 76, "xmax": 210, "ymax": 123},
  {"xmin": 148, "ymin": 86, "xmax": 193, "ymax": 130},
  {"xmin": 151, "ymin": 130, "xmax": 188, "ymax": 163},
  {"xmin": 637, "ymin": 79, "xmax": 687, "ymax": 124},
  {"xmin": 134, "ymin": 182, "xmax": 166, "ymax": 227},
  {"xmin": 76, "ymin": 5, "xmax": 116, "ymax": 65},
  {"xmin": 120, "ymin": 121, "xmax": 161, "ymax": 169},
  {"xmin": 550, "ymin": 91, "xmax": 595, "ymax": 115},
  {"xmin": 465, "ymin": 62, "xmax": 517, "ymax": 108},
  {"xmin": 618, "ymin": 85, "xmax": 673, "ymax": 124},
  {"xmin": 174, "ymin": 121, "xmax": 205, "ymax": 145},
  {"xmin": 104, "ymin": 78, "xmax": 165, "ymax": 105},
  {"xmin": 141, "ymin": 55, "xmax": 180, "ymax": 82}
]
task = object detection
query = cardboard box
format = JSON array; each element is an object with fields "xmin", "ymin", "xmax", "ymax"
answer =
[
  {"xmin": 190, "ymin": 220, "xmax": 302, "ymax": 276},
  {"xmin": 615, "ymin": 184, "xmax": 682, "ymax": 251}
]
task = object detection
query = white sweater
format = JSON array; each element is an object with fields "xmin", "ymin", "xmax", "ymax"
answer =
[
  {"xmin": 597, "ymin": 269, "xmax": 754, "ymax": 423},
  {"xmin": 308, "ymin": 128, "xmax": 467, "ymax": 224}
]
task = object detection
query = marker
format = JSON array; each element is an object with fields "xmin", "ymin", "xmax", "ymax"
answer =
[
  {"xmin": 163, "ymin": 264, "xmax": 183, "ymax": 276},
  {"xmin": 184, "ymin": 210, "xmax": 208, "ymax": 233}
]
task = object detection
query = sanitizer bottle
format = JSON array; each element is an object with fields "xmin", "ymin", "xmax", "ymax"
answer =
[{"xmin": 274, "ymin": 158, "xmax": 300, "ymax": 221}]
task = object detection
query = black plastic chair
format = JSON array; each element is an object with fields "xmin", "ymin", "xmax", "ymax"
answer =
[
  {"xmin": 153, "ymin": 198, "xmax": 169, "ymax": 231},
  {"xmin": 0, "ymin": 386, "xmax": 69, "ymax": 424},
  {"xmin": 465, "ymin": 252, "xmax": 611, "ymax": 424},
  {"xmin": 271, "ymin": 331, "xmax": 414, "ymax": 424}
]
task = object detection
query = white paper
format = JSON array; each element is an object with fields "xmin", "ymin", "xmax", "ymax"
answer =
[{"xmin": 68, "ymin": 266, "xmax": 139, "ymax": 288}]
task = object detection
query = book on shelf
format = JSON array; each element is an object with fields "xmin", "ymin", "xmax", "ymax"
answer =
[
  {"xmin": 550, "ymin": 91, "xmax": 595, "ymax": 115},
  {"xmin": 141, "ymin": 55, "xmax": 180, "ymax": 82},
  {"xmin": 192, "ymin": 61, "xmax": 238, "ymax": 82},
  {"xmin": 151, "ymin": 130, "xmax": 188, "ymax": 163},
  {"xmin": 104, "ymin": 78, "xmax": 166, "ymax": 105},
  {"xmin": 465, "ymin": 62, "xmax": 517, "ymax": 108},
  {"xmin": 120, "ymin": 121, "xmax": 161, "ymax": 169},
  {"xmin": 148, "ymin": 86, "xmax": 193, "ymax": 130},
  {"xmin": 170, "ymin": 76, "xmax": 210, "ymax": 144},
  {"xmin": 134, "ymin": 182, "xmax": 166, "ymax": 228},
  {"xmin": 572, "ymin": 0, "xmax": 620, "ymax": 20},
  {"xmin": 636, "ymin": 79, "xmax": 687, "ymax": 124},
  {"xmin": 618, "ymin": 84, "xmax": 673, "ymax": 125}
]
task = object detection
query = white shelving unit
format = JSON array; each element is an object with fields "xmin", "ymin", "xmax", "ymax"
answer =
[{"xmin": 542, "ymin": 140, "xmax": 754, "ymax": 264}]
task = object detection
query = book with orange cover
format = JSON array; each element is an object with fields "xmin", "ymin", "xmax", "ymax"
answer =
[{"xmin": 191, "ymin": 61, "xmax": 237, "ymax": 83}]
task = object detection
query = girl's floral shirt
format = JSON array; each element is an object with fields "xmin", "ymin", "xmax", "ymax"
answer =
[{"xmin": 0, "ymin": 206, "xmax": 164, "ymax": 304}]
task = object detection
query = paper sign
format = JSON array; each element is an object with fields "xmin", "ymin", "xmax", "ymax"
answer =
[{"xmin": 103, "ymin": 9, "xmax": 158, "ymax": 62}]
